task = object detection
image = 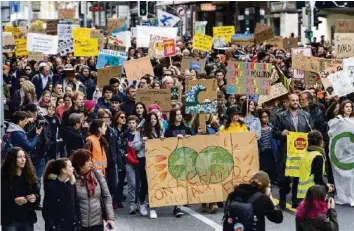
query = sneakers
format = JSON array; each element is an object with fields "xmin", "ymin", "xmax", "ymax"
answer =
[
  {"xmin": 173, "ymin": 206, "xmax": 184, "ymax": 218},
  {"xmin": 149, "ymin": 209, "xmax": 157, "ymax": 219},
  {"xmin": 129, "ymin": 204, "xmax": 137, "ymax": 215},
  {"xmin": 139, "ymin": 204, "xmax": 148, "ymax": 216}
]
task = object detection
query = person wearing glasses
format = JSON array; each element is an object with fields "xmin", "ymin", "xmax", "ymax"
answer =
[{"xmin": 23, "ymin": 64, "xmax": 34, "ymax": 80}]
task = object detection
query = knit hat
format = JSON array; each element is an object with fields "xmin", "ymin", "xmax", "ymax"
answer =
[
  {"xmin": 226, "ymin": 105, "xmax": 241, "ymax": 117},
  {"xmin": 84, "ymin": 100, "xmax": 96, "ymax": 111},
  {"xmin": 111, "ymin": 95, "xmax": 122, "ymax": 103},
  {"xmin": 148, "ymin": 104, "xmax": 161, "ymax": 112},
  {"xmin": 69, "ymin": 113, "xmax": 83, "ymax": 125}
]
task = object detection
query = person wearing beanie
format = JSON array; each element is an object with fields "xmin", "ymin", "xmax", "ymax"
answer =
[
  {"xmin": 84, "ymin": 100, "xmax": 96, "ymax": 112},
  {"xmin": 84, "ymin": 100, "xmax": 96, "ymax": 123},
  {"xmin": 220, "ymin": 105, "xmax": 248, "ymax": 133},
  {"xmin": 64, "ymin": 113, "xmax": 86, "ymax": 156},
  {"xmin": 147, "ymin": 104, "xmax": 168, "ymax": 132},
  {"xmin": 94, "ymin": 85, "xmax": 113, "ymax": 115}
]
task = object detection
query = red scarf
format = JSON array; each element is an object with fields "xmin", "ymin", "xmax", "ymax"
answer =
[{"xmin": 81, "ymin": 170, "xmax": 98, "ymax": 197}]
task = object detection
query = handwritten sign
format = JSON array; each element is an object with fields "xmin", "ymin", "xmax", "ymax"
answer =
[
  {"xmin": 292, "ymin": 55, "xmax": 325, "ymax": 73},
  {"xmin": 231, "ymin": 34, "xmax": 254, "ymax": 46},
  {"xmin": 15, "ymin": 39, "xmax": 29, "ymax": 56},
  {"xmin": 107, "ymin": 18, "xmax": 126, "ymax": 35},
  {"xmin": 2, "ymin": 36, "xmax": 15, "ymax": 53},
  {"xmin": 72, "ymin": 28, "xmax": 92, "ymax": 39},
  {"xmin": 27, "ymin": 33, "xmax": 58, "ymax": 54},
  {"xmin": 58, "ymin": 8, "xmax": 76, "ymax": 19},
  {"xmin": 148, "ymin": 35, "xmax": 167, "ymax": 59},
  {"xmin": 136, "ymin": 89, "xmax": 172, "ymax": 112},
  {"xmin": 213, "ymin": 26, "xmax": 235, "ymax": 42},
  {"xmin": 328, "ymin": 70, "xmax": 354, "ymax": 97},
  {"xmin": 97, "ymin": 66, "xmax": 122, "ymax": 88},
  {"xmin": 193, "ymin": 32, "xmax": 213, "ymax": 52},
  {"xmin": 336, "ymin": 19, "xmax": 354, "ymax": 33},
  {"xmin": 145, "ymin": 132, "xmax": 259, "ymax": 207},
  {"xmin": 124, "ymin": 57, "xmax": 154, "ymax": 81},
  {"xmin": 254, "ymin": 23, "xmax": 274, "ymax": 44},
  {"xmin": 181, "ymin": 58, "xmax": 206, "ymax": 72},
  {"xmin": 163, "ymin": 39, "xmax": 176, "ymax": 57},
  {"xmin": 45, "ymin": 19, "xmax": 60, "ymax": 35},
  {"xmin": 266, "ymin": 36, "xmax": 298, "ymax": 49},
  {"xmin": 96, "ymin": 49, "xmax": 127, "ymax": 69},
  {"xmin": 73, "ymin": 38, "xmax": 98, "ymax": 56},
  {"xmin": 58, "ymin": 24, "xmax": 79, "ymax": 40},
  {"xmin": 258, "ymin": 83, "xmax": 289, "ymax": 105},
  {"xmin": 4, "ymin": 26, "xmax": 23, "ymax": 38},
  {"xmin": 185, "ymin": 79, "xmax": 217, "ymax": 114},
  {"xmin": 90, "ymin": 29, "xmax": 105, "ymax": 49},
  {"xmin": 28, "ymin": 52, "xmax": 44, "ymax": 62},
  {"xmin": 334, "ymin": 33, "xmax": 354, "ymax": 58},
  {"xmin": 292, "ymin": 48, "xmax": 312, "ymax": 79}
]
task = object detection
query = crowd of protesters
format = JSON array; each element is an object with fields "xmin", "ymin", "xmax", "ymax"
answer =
[{"xmin": 2, "ymin": 31, "xmax": 352, "ymax": 231}]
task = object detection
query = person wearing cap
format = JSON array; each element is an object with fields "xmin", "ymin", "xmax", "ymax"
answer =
[
  {"xmin": 31, "ymin": 63, "xmax": 52, "ymax": 100},
  {"xmin": 220, "ymin": 105, "xmax": 248, "ymax": 134},
  {"xmin": 110, "ymin": 95, "xmax": 122, "ymax": 119},
  {"xmin": 94, "ymin": 85, "xmax": 113, "ymax": 115},
  {"xmin": 64, "ymin": 113, "xmax": 86, "ymax": 156}
]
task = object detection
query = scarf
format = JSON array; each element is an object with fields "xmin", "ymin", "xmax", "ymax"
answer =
[
  {"xmin": 81, "ymin": 169, "xmax": 97, "ymax": 197},
  {"xmin": 307, "ymin": 145, "xmax": 326, "ymax": 161}
]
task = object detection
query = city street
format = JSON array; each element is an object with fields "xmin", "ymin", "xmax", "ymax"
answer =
[{"xmin": 34, "ymin": 186, "xmax": 354, "ymax": 231}]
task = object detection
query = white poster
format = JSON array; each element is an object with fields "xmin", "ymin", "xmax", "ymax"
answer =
[
  {"xmin": 157, "ymin": 9, "xmax": 181, "ymax": 27},
  {"xmin": 58, "ymin": 39, "xmax": 73, "ymax": 56},
  {"xmin": 136, "ymin": 26, "xmax": 178, "ymax": 48},
  {"xmin": 328, "ymin": 117, "xmax": 354, "ymax": 206},
  {"xmin": 115, "ymin": 31, "xmax": 131, "ymax": 52},
  {"xmin": 27, "ymin": 33, "xmax": 58, "ymax": 55},
  {"xmin": 328, "ymin": 70, "xmax": 354, "ymax": 97},
  {"xmin": 58, "ymin": 24, "xmax": 79, "ymax": 40},
  {"xmin": 292, "ymin": 48, "xmax": 312, "ymax": 79},
  {"xmin": 343, "ymin": 58, "xmax": 354, "ymax": 81}
]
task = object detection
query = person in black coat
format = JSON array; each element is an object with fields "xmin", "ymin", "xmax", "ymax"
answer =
[
  {"xmin": 1, "ymin": 147, "xmax": 40, "ymax": 231},
  {"xmin": 229, "ymin": 171, "xmax": 283, "ymax": 231},
  {"xmin": 119, "ymin": 86, "xmax": 136, "ymax": 117},
  {"xmin": 64, "ymin": 113, "xmax": 87, "ymax": 156},
  {"xmin": 42, "ymin": 158, "xmax": 81, "ymax": 231}
]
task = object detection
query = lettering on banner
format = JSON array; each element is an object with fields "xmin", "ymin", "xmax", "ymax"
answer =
[
  {"xmin": 192, "ymin": 32, "xmax": 213, "ymax": 52},
  {"xmin": 58, "ymin": 24, "xmax": 79, "ymax": 40},
  {"xmin": 258, "ymin": 83, "xmax": 289, "ymax": 105},
  {"xmin": 335, "ymin": 33, "xmax": 354, "ymax": 58},
  {"xmin": 73, "ymin": 38, "xmax": 98, "ymax": 56},
  {"xmin": 336, "ymin": 19, "xmax": 354, "ymax": 33},
  {"xmin": 136, "ymin": 89, "xmax": 172, "ymax": 112}
]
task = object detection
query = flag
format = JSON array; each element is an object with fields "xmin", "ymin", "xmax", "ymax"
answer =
[
  {"xmin": 328, "ymin": 117, "xmax": 354, "ymax": 206},
  {"xmin": 157, "ymin": 9, "xmax": 181, "ymax": 27}
]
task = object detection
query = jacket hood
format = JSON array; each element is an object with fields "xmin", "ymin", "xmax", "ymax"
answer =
[
  {"xmin": 6, "ymin": 122, "xmax": 25, "ymax": 133},
  {"xmin": 233, "ymin": 184, "xmax": 261, "ymax": 199},
  {"xmin": 48, "ymin": 173, "xmax": 76, "ymax": 185}
]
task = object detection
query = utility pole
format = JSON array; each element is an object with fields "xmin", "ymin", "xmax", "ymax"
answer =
[
  {"xmin": 307, "ymin": 2, "xmax": 312, "ymax": 44},
  {"xmin": 83, "ymin": 1, "xmax": 87, "ymax": 27}
]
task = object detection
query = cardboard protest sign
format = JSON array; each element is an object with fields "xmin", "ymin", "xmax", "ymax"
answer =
[
  {"xmin": 58, "ymin": 39, "xmax": 74, "ymax": 56},
  {"xmin": 123, "ymin": 57, "xmax": 154, "ymax": 81},
  {"xmin": 15, "ymin": 39, "xmax": 29, "ymax": 56},
  {"xmin": 226, "ymin": 62, "xmax": 272, "ymax": 95},
  {"xmin": 115, "ymin": 31, "xmax": 131, "ymax": 51},
  {"xmin": 96, "ymin": 49, "xmax": 128, "ymax": 69},
  {"xmin": 319, "ymin": 59, "xmax": 343, "ymax": 79},
  {"xmin": 266, "ymin": 36, "xmax": 298, "ymax": 49},
  {"xmin": 28, "ymin": 52, "xmax": 44, "ymax": 62},
  {"xmin": 107, "ymin": 18, "xmax": 126, "ymax": 35},
  {"xmin": 192, "ymin": 33, "xmax": 213, "ymax": 52},
  {"xmin": 231, "ymin": 34, "xmax": 254, "ymax": 46},
  {"xmin": 58, "ymin": 24, "xmax": 79, "ymax": 40},
  {"xmin": 213, "ymin": 26, "xmax": 235, "ymax": 43},
  {"xmin": 336, "ymin": 19, "xmax": 354, "ymax": 33},
  {"xmin": 45, "ymin": 19, "xmax": 60, "ymax": 35},
  {"xmin": 2, "ymin": 36, "xmax": 15, "ymax": 53},
  {"xmin": 286, "ymin": 132, "xmax": 308, "ymax": 177},
  {"xmin": 185, "ymin": 79, "xmax": 217, "ymax": 114},
  {"xmin": 304, "ymin": 72, "xmax": 320, "ymax": 88},
  {"xmin": 254, "ymin": 24, "xmax": 274, "ymax": 44},
  {"xmin": 58, "ymin": 8, "xmax": 76, "ymax": 19},
  {"xmin": 97, "ymin": 66, "xmax": 122, "ymax": 88},
  {"xmin": 73, "ymin": 38, "xmax": 98, "ymax": 56},
  {"xmin": 107, "ymin": 37, "xmax": 126, "ymax": 52},
  {"xmin": 27, "ymin": 33, "xmax": 58, "ymax": 54},
  {"xmin": 258, "ymin": 83, "xmax": 289, "ymax": 105},
  {"xmin": 4, "ymin": 26, "xmax": 22, "ymax": 37},
  {"xmin": 292, "ymin": 48, "xmax": 312, "ymax": 79},
  {"xmin": 136, "ymin": 89, "xmax": 172, "ymax": 112},
  {"xmin": 72, "ymin": 28, "xmax": 92, "ymax": 39},
  {"xmin": 145, "ymin": 131, "xmax": 259, "ymax": 207},
  {"xmin": 90, "ymin": 29, "xmax": 105, "ymax": 49},
  {"xmin": 334, "ymin": 33, "xmax": 354, "ymax": 58},
  {"xmin": 136, "ymin": 26, "xmax": 178, "ymax": 48},
  {"xmin": 328, "ymin": 118, "xmax": 354, "ymax": 206},
  {"xmin": 292, "ymin": 55, "xmax": 325, "ymax": 73},
  {"xmin": 327, "ymin": 70, "xmax": 354, "ymax": 97},
  {"xmin": 163, "ymin": 39, "xmax": 176, "ymax": 57},
  {"xmin": 148, "ymin": 35, "xmax": 167, "ymax": 59},
  {"xmin": 181, "ymin": 58, "xmax": 206, "ymax": 72}
]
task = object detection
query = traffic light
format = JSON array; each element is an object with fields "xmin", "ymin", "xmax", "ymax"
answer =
[
  {"xmin": 138, "ymin": 1, "xmax": 148, "ymax": 17},
  {"xmin": 305, "ymin": 29, "xmax": 313, "ymax": 40},
  {"xmin": 314, "ymin": 8, "xmax": 322, "ymax": 29}
]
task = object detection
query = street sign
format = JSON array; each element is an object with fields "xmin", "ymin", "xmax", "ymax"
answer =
[{"xmin": 10, "ymin": 1, "xmax": 19, "ymax": 13}]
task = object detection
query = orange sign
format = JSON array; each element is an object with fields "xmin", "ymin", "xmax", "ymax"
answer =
[
  {"xmin": 163, "ymin": 39, "xmax": 176, "ymax": 57},
  {"xmin": 294, "ymin": 137, "xmax": 307, "ymax": 150}
]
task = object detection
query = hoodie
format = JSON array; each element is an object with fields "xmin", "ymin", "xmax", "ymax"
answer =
[{"xmin": 6, "ymin": 122, "xmax": 40, "ymax": 154}]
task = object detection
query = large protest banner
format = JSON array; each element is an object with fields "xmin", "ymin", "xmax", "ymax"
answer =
[
  {"xmin": 213, "ymin": 26, "xmax": 235, "ymax": 43},
  {"xmin": 124, "ymin": 57, "xmax": 154, "ymax": 81},
  {"xmin": 96, "ymin": 49, "xmax": 127, "ymax": 69},
  {"xmin": 185, "ymin": 79, "xmax": 217, "ymax": 114},
  {"xmin": 336, "ymin": 19, "xmax": 354, "ymax": 33},
  {"xmin": 136, "ymin": 89, "xmax": 172, "ymax": 112},
  {"xmin": 97, "ymin": 66, "xmax": 122, "ymax": 88},
  {"xmin": 226, "ymin": 62, "xmax": 272, "ymax": 95},
  {"xmin": 192, "ymin": 33, "xmax": 213, "ymax": 52},
  {"xmin": 73, "ymin": 38, "xmax": 98, "ymax": 56},
  {"xmin": 286, "ymin": 132, "xmax": 308, "ymax": 177},
  {"xmin": 335, "ymin": 33, "xmax": 354, "ymax": 58},
  {"xmin": 145, "ymin": 132, "xmax": 259, "ymax": 207},
  {"xmin": 328, "ymin": 118, "xmax": 354, "ymax": 206}
]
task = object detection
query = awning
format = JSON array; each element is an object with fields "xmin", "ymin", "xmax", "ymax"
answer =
[{"xmin": 156, "ymin": 1, "xmax": 200, "ymax": 6}]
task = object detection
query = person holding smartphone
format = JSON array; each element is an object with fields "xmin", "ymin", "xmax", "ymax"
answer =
[{"xmin": 296, "ymin": 185, "xmax": 338, "ymax": 231}]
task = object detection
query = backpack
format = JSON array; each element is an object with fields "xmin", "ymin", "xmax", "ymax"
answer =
[
  {"xmin": 1, "ymin": 133, "xmax": 13, "ymax": 161},
  {"xmin": 223, "ymin": 191, "xmax": 263, "ymax": 231}
]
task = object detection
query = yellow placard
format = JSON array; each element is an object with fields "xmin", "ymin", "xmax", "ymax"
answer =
[
  {"xmin": 73, "ymin": 38, "xmax": 98, "ymax": 56},
  {"xmin": 192, "ymin": 32, "xmax": 213, "ymax": 52},
  {"xmin": 286, "ymin": 132, "xmax": 308, "ymax": 177},
  {"xmin": 15, "ymin": 38, "xmax": 29, "ymax": 57},
  {"xmin": 4, "ymin": 26, "xmax": 22, "ymax": 37},
  {"xmin": 72, "ymin": 28, "xmax": 92, "ymax": 39},
  {"xmin": 213, "ymin": 26, "xmax": 235, "ymax": 42}
]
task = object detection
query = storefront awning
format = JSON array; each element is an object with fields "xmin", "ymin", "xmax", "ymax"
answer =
[{"xmin": 156, "ymin": 1, "xmax": 200, "ymax": 6}]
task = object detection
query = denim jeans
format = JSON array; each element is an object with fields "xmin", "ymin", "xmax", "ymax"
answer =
[
  {"xmin": 2, "ymin": 221, "xmax": 34, "ymax": 231},
  {"xmin": 126, "ymin": 164, "xmax": 139, "ymax": 205},
  {"xmin": 30, "ymin": 155, "xmax": 45, "ymax": 190},
  {"xmin": 106, "ymin": 163, "xmax": 118, "ymax": 200}
]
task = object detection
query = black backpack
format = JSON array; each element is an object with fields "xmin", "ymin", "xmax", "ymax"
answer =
[{"xmin": 223, "ymin": 191, "xmax": 263, "ymax": 231}]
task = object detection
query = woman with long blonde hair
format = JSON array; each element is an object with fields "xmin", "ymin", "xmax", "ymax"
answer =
[{"xmin": 21, "ymin": 80, "xmax": 37, "ymax": 107}]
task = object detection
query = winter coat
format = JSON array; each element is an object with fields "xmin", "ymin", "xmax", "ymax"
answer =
[
  {"xmin": 32, "ymin": 73, "xmax": 52, "ymax": 100},
  {"xmin": 80, "ymin": 75, "xmax": 96, "ymax": 100},
  {"xmin": 105, "ymin": 127, "xmax": 119, "ymax": 166},
  {"xmin": 309, "ymin": 104, "xmax": 329, "ymax": 142},
  {"xmin": 164, "ymin": 123, "xmax": 193, "ymax": 138},
  {"xmin": 64, "ymin": 126, "xmax": 86, "ymax": 156},
  {"xmin": 75, "ymin": 170, "xmax": 114, "ymax": 227},
  {"xmin": 114, "ymin": 126, "xmax": 128, "ymax": 170},
  {"xmin": 1, "ymin": 173, "xmax": 40, "ymax": 226},
  {"xmin": 25, "ymin": 122, "xmax": 52, "ymax": 157},
  {"xmin": 6, "ymin": 122, "xmax": 40, "ymax": 154},
  {"xmin": 231, "ymin": 184, "xmax": 283, "ymax": 231},
  {"xmin": 93, "ymin": 97, "xmax": 111, "ymax": 115},
  {"xmin": 296, "ymin": 208, "xmax": 339, "ymax": 231},
  {"xmin": 42, "ymin": 175, "xmax": 81, "ymax": 231},
  {"xmin": 119, "ymin": 99, "xmax": 135, "ymax": 117}
]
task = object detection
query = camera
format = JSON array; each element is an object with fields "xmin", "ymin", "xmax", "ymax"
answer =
[{"xmin": 36, "ymin": 118, "xmax": 46, "ymax": 129}]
